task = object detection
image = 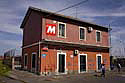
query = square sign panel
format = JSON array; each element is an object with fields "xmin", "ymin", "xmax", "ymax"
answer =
[
  {"xmin": 42, "ymin": 54, "xmax": 47, "ymax": 58},
  {"xmin": 46, "ymin": 24, "xmax": 56, "ymax": 36}
]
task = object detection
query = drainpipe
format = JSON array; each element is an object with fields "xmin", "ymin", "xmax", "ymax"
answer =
[
  {"xmin": 38, "ymin": 16, "xmax": 42, "ymax": 75},
  {"xmin": 38, "ymin": 41, "xmax": 41, "ymax": 74}
]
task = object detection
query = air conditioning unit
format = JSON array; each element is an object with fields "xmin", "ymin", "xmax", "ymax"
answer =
[
  {"xmin": 74, "ymin": 50, "xmax": 79, "ymax": 55},
  {"xmin": 88, "ymin": 27, "xmax": 93, "ymax": 32}
]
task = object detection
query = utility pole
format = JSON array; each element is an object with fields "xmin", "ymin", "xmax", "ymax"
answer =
[
  {"xmin": 119, "ymin": 40, "xmax": 125, "ymax": 56},
  {"xmin": 109, "ymin": 24, "xmax": 112, "ymax": 56},
  {"xmin": 109, "ymin": 24, "xmax": 112, "ymax": 70}
]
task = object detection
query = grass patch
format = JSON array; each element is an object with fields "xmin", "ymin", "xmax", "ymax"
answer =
[{"xmin": 0, "ymin": 60, "xmax": 11, "ymax": 76}]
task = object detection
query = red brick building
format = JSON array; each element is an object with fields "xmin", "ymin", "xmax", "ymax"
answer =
[{"xmin": 20, "ymin": 7, "xmax": 110, "ymax": 75}]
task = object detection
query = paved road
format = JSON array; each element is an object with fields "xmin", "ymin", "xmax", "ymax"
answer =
[{"xmin": 0, "ymin": 69, "xmax": 125, "ymax": 83}]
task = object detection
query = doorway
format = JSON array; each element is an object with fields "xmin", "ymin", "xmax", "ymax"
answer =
[
  {"xmin": 24, "ymin": 54, "xmax": 28, "ymax": 68},
  {"xmin": 31, "ymin": 53, "xmax": 37, "ymax": 72},
  {"xmin": 96, "ymin": 54, "xmax": 102, "ymax": 71},
  {"xmin": 57, "ymin": 53, "xmax": 66, "ymax": 74},
  {"xmin": 79, "ymin": 54, "xmax": 87, "ymax": 73}
]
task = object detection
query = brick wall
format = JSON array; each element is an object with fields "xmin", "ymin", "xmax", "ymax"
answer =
[
  {"xmin": 42, "ymin": 18, "xmax": 109, "ymax": 47},
  {"xmin": 22, "ymin": 45, "xmax": 39, "ymax": 71},
  {"xmin": 23, "ymin": 11, "xmax": 41, "ymax": 46},
  {"xmin": 40, "ymin": 44, "xmax": 110, "ymax": 73}
]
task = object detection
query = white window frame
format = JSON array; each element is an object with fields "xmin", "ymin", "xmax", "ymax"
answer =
[
  {"xmin": 79, "ymin": 27, "xmax": 86, "ymax": 40},
  {"xmin": 57, "ymin": 52, "xmax": 67, "ymax": 74},
  {"xmin": 58, "ymin": 22, "xmax": 66, "ymax": 38},
  {"xmin": 24, "ymin": 53, "xmax": 28, "ymax": 69},
  {"xmin": 96, "ymin": 54, "xmax": 102, "ymax": 71},
  {"xmin": 96, "ymin": 30, "xmax": 101, "ymax": 42},
  {"xmin": 78, "ymin": 54, "xmax": 88, "ymax": 73}
]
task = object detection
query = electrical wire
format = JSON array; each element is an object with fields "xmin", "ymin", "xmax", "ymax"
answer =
[
  {"xmin": 55, "ymin": 0, "xmax": 89, "ymax": 13},
  {"xmin": 45, "ymin": 0, "xmax": 89, "ymax": 17}
]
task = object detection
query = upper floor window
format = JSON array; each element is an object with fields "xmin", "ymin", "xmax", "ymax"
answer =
[
  {"xmin": 96, "ymin": 31, "xmax": 101, "ymax": 42},
  {"xmin": 58, "ymin": 22, "xmax": 66, "ymax": 38},
  {"xmin": 80, "ymin": 27, "xmax": 86, "ymax": 40}
]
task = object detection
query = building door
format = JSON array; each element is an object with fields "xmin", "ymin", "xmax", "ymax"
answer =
[
  {"xmin": 58, "ymin": 54, "xmax": 65, "ymax": 73},
  {"xmin": 32, "ymin": 53, "xmax": 37, "ymax": 72},
  {"xmin": 97, "ymin": 55, "xmax": 102, "ymax": 71},
  {"xmin": 80, "ymin": 55, "xmax": 86, "ymax": 72},
  {"xmin": 24, "ymin": 55, "xmax": 27, "ymax": 67}
]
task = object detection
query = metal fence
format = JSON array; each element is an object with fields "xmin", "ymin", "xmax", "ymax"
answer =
[{"xmin": 3, "ymin": 49, "xmax": 21, "ymax": 69}]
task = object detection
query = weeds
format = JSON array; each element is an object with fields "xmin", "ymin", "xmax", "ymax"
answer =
[{"xmin": 0, "ymin": 60, "xmax": 11, "ymax": 76}]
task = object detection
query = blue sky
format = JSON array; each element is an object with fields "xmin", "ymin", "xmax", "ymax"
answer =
[{"xmin": 0, "ymin": 0, "xmax": 125, "ymax": 56}]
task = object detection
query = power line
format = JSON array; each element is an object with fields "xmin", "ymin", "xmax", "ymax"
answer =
[
  {"xmin": 45, "ymin": 0, "xmax": 89, "ymax": 17},
  {"xmin": 55, "ymin": 0, "xmax": 89, "ymax": 13}
]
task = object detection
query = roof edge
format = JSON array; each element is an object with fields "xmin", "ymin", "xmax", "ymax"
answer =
[{"xmin": 20, "ymin": 6, "xmax": 110, "ymax": 30}]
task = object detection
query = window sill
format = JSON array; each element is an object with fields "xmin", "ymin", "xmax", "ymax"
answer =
[
  {"xmin": 96, "ymin": 41, "xmax": 101, "ymax": 43},
  {"xmin": 79, "ymin": 39, "xmax": 86, "ymax": 41},
  {"xmin": 58, "ymin": 36, "xmax": 66, "ymax": 38}
]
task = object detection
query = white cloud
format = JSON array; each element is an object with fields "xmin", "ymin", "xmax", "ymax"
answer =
[
  {"xmin": 111, "ymin": 12, "xmax": 125, "ymax": 16},
  {"xmin": 111, "ymin": 26, "xmax": 125, "ymax": 37},
  {"xmin": 110, "ymin": 25, "xmax": 125, "ymax": 56},
  {"xmin": 0, "ymin": 0, "xmax": 125, "ymax": 56},
  {"xmin": 0, "ymin": 5, "xmax": 23, "ymax": 35},
  {"xmin": 0, "ymin": 39, "xmax": 22, "ymax": 48},
  {"xmin": 70, "ymin": 12, "xmax": 125, "ymax": 17},
  {"xmin": 0, "ymin": 23, "xmax": 23, "ymax": 35},
  {"xmin": 0, "ymin": 39, "xmax": 22, "ymax": 55},
  {"xmin": 81, "ymin": 17, "xmax": 96, "ymax": 22}
]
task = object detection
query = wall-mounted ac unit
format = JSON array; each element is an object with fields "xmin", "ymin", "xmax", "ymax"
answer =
[
  {"xmin": 74, "ymin": 50, "xmax": 79, "ymax": 55},
  {"xmin": 88, "ymin": 27, "xmax": 93, "ymax": 32}
]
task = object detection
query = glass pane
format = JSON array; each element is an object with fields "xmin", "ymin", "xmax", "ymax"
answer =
[
  {"xmin": 80, "ymin": 56, "xmax": 86, "ymax": 72},
  {"xmin": 24, "ymin": 56, "xmax": 27, "ymax": 66},
  {"xmin": 59, "ymin": 54, "xmax": 65, "ymax": 73},
  {"xmin": 32, "ymin": 54, "xmax": 36, "ymax": 68},
  {"xmin": 62, "ymin": 26, "xmax": 65, "ymax": 36},
  {"xmin": 59, "ymin": 26, "xmax": 61, "ymax": 36},
  {"xmin": 59, "ymin": 24, "xmax": 65, "ymax": 37},
  {"xmin": 80, "ymin": 28, "xmax": 85, "ymax": 39},
  {"xmin": 98, "ymin": 56, "xmax": 101, "ymax": 70},
  {"xmin": 97, "ymin": 32, "xmax": 100, "ymax": 41}
]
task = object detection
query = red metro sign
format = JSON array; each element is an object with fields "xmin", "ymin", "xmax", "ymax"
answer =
[{"xmin": 46, "ymin": 24, "xmax": 56, "ymax": 36}]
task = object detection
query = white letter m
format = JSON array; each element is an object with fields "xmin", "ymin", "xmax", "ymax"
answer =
[{"xmin": 47, "ymin": 26, "xmax": 55, "ymax": 34}]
